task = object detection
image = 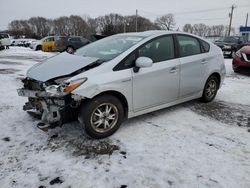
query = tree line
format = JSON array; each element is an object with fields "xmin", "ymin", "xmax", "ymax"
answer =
[
  {"xmin": 7, "ymin": 13, "xmax": 232, "ymax": 39},
  {"xmin": 183, "ymin": 23, "xmax": 235, "ymax": 37}
]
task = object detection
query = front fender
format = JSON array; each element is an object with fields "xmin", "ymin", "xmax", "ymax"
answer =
[{"xmin": 71, "ymin": 78, "xmax": 133, "ymax": 111}]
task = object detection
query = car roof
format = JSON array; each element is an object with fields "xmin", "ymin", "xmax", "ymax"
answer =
[{"xmin": 115, "ymin": 30, "xmax": 176, "ymax": 38}]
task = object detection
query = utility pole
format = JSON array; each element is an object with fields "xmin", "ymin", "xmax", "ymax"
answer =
[
  {"xmin": 135, "ymin": 9, "xmax": 138, "ymax": 32},
  {"xmin": 228, "ymin": 5, "xmax": 236, "ymax": 36},
  {"xmin": 246, "ymin": 13, "xmax": 249, "ymax": 27},
  {"xmin": 123, "ymin": 20, "xmax": 126, "ymax": 33}
]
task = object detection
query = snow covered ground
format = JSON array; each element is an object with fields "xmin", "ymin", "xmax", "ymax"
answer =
[{"xmin": 0, "ymin": 47, "xmax": 250, "ymax": 188}]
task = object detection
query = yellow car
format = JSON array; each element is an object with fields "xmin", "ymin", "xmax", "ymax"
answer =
[{"xmin": 42, "ymin": 36, "xmax": 67, "ymax": 52}]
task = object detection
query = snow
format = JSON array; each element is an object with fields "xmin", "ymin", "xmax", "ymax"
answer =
[
  {"xmin": 0, "ymin": 47, "xmax": 250, "ymax": 188},
  {"xmin": 216, "ymin": 58, "xmax": 250, "ymax": 105}
]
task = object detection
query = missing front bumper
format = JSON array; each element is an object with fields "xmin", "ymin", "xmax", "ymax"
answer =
[{"xmin": 17, "ymin": 88, "xmax": 80, "ymax": 126}]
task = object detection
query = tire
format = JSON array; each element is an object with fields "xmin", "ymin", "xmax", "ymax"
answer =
[
  {"xmin": 201, "ymin": 75, "xmax": 219, "ymax": 103},
  {"xmin": 230, "ymin": 49, "xmax": 236, "ymax": 58},
  {"xmin": 36, "ymin": 45, "xmax": 42, "ymax": 51},
  {"xmin": 233, "ymin": 68, "xmax": 240, "ymax": 73},
  {"xmin": 66, "ymin": 46, "xmax": 74, "ymax": 54},
  {"xmin": 79, "ymin": 94, "xmax": 124, "ymax": 139}
]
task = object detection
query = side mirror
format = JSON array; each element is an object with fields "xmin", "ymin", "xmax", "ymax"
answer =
[
  {"xmin": 135, "ymin": 57, "xmax": 153, "ymax": 68},
  {"xmin": 133, "ymin": 57, "xmax": 153, "ymax": 73}
]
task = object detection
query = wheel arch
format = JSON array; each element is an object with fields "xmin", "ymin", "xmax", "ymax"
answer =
[
  {"xmin": 66, "ymin": 45, "xmax": 75, "ymax": 50},
  {"xmin": 82, "ymin": 90, "xmax": 129, "ymax": 119},
  {"xmin": 208, "ymin": 72, "xmax": 221, "ymax": 87},
  {"xmin": 36, "ymin": 44, "xmax": 42, "ymax": 51}
]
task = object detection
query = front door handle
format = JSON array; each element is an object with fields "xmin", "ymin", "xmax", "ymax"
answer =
[
  {"xmin": 170, "ymin": 67, "xmax": 178, "ymax": 73},
  {"xmin": 201, "ymin": 59, "xmax": 208, "ymax": 64}
]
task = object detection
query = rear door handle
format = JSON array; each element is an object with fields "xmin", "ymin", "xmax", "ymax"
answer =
[
  {"xmin": 201, "ymin": 59, "xmax": 208, "ymax": 64},
  {"xmin": 170, "ymin": 67, "xmax": 178, "ymax": 73}
]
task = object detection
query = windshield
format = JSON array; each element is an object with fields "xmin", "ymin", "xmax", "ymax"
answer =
[
  {"xmin": 75, "ymin": 35, "xmax": 144, "ymax": 61},
  {"xmin": 217, "ymin": 36, "xmax": 239, "ymax": 43}
]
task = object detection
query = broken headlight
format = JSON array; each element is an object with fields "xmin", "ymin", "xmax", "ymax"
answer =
[{"xmin": 45, "ymin": 77, "xmax": 87, "ymax": 96}]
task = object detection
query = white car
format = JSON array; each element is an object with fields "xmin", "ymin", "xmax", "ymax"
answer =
[
  {"xmin": 17, "ymin": 31, "xmax": 226, "ymax": 138},
  {"xmin": 30, "ymin": 40, "xmax": 42, "ymax": 50},
  {"xmin": 0, "ymin": 33, "xmax": 11, "ymax": 49}
]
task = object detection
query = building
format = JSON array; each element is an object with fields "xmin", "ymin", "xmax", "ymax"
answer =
[{"xmin": 240, "ymin": 26, "xmax": 250, "ymax": 41}]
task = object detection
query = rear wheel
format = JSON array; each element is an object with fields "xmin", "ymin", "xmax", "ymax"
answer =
[
  {"xmin": 79, "ymin": 95, "xmax": 124, "ymax": 139},
  {"xmin": 66, "ymin": 46, "xmax": 74, "ymax": 54},
  {"xmin": 201, "ymin": 75, "xmax": 219, "ymax": 103},
  {"xmin": 233, "ymin": 68, "xmax": 240, "ymax": 73}
]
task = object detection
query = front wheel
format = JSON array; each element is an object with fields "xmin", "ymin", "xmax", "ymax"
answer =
[
  {"xmin": 201, "ymin": 75, "xmax": 219, "ymax": 103},
  {"xmin": 36, "ymin": 45, "xmax": 42, "ymax": 51},
  {"xmin": 79, "ymin": 95, "xmax": 124, "ymax": 139}
]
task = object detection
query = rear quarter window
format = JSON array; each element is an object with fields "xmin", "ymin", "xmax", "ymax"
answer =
[{"xmin": 200, "ymin": 40, "xmax": 210, "ymax": 53}]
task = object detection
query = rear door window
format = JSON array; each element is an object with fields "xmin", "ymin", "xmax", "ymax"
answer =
[
  {"xmin": 138, "ymin": 35, "xmax": 175, "ymax": 63},
  {"xmin": 177, "ymin": 35, "xmax": 201, "ymax": 57},
  {"xmin": 69, "ymin": 38, "xmax": 81, "ymax": 42}
]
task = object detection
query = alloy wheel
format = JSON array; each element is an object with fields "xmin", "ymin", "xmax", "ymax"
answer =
[
  {"xmin": 90, "ymin": 103, "xmax": 119, "ymax": 133},
  {"xmin": 205, "ymin": 79, "xmax": 217, "ymax": 99},
  {"xmin": 66, "ymin": 47, "xmax": 74, "ymax": 54}
]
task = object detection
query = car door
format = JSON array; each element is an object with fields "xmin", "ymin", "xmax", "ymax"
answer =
[
  {"xmin": 42, "ymin": 37, "xmax": 55, "ymax": 52},
  {"xmin": 69, "ymin": 37, "xmax": 87, "ymax": 49},
  {"xmin": 132, "ymin": 35, "xmax": 180, "ymax": 111},
  {"xmin": 176, "ymin": 35, "xmax": 207, "ymax": 98}
]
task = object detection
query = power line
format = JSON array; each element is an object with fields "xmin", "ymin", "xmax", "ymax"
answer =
[
  {"xmin": 139, "ymin": 4, "xmax": 250, "ymax": 17},
  {"xmin": 184, "ymin": 17, "xmax": 229, "ymax": 21}
]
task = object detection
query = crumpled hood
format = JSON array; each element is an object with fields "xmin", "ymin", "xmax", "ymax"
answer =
[
  {"xmin": 27, "ymin": 52, "xmax": 99, "ymax": 82},
  {"xmin": 240, "ymin": 46, "xmax": 250, "ymax": 54}
]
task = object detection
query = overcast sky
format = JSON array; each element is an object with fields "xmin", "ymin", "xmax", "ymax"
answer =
[{"xmin": 0, "ymin": 0, "xmax": 249, "ymax": 31}]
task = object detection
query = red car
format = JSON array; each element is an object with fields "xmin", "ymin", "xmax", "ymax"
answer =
[{"xmin": 232, "ymin": 45, "xmax": 250, "ymax": 73}]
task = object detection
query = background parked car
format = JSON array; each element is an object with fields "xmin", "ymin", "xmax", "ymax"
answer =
[
  {"xmin": 23, "ymin": 40, "xmax": 36, "ymax": 48},
  {"xmin": 42, "ymin": 36, "xmax": 90, "ymax": 53},
  {"xmin": 232, "ymin": 45, "xmax": 250, "ymax": 73},
  {"xmin": 215, "ymin": 36, "xmax": 248, "ymax": 57},
  {"xmin": 30, "ymin": 39, "xmax": 43, "ymax": 51},
  {"xmin": 64, "ymin": 37, "xmax": 90, "ymax": 53},
  {"xmin": 0, "ymin": 33, "xmax": 11, "ymax": 50}
]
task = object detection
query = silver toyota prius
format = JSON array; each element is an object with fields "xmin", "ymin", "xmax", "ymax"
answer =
[{"xmin": 17, "ymin": 31, "xmax": 226, "ymax": 138}]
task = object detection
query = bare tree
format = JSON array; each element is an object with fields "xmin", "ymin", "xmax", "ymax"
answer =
[
  {"xmin": 192, "ymin": 23, "xmax": 209, "ymax": 37},
  {"xmin": 183, "ymin": 24, "xmax": 194, "ymax": 34},
  {"xmin": 155, "ymin": 14, "xmax": 176, "ymax": 30},
  {"xmin": 28, "ymin": 17, "xmax": 51, "ymax": 38},
  {"xmin": 95, "ymin": 13, "xmax": 124, "ymax": 36},
  {"xmin": 124, "ymin": 15, "xmax": 159, "ymax": 32}
]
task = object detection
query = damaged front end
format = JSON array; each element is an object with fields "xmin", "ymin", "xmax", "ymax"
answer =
[{"xmin": 17, "ymin": 77, "xmax": 87, "ymax": 130}]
